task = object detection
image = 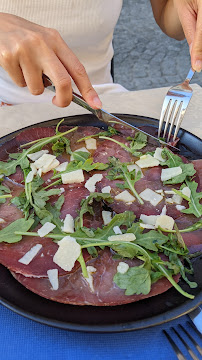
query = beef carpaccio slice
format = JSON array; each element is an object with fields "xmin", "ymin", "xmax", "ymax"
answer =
[
  {"xmin": 11, "ymin": 249, "xmax": 181, "ymax": 306},
  {"xmin": 0, "ymin": 124, "xmax": 201, "ymax": 306}
]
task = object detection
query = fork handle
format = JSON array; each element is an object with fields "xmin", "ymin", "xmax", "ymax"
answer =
[{"xmin": 185, "ymin": 68, "xmax": 195, "ymax": 83}]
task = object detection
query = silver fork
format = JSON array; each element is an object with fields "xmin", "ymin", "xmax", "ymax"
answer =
[
  {"xmin": 158, "ymin": 68, "xmax": 195, "ymax": 142},
  {"xmin": 163, "ymin": 322, "xmax": 202, "ymax": 360}
]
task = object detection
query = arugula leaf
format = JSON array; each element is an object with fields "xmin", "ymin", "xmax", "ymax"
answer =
[
  {"xmin": 0, "ymin": 150, "xmax": 30, "ymax": 177},
  {"xmin": 161, "ymin": 148, "xmax": 183, "ymax": 167},
  {"xmin": 99, "ymin": 134, "xmax": 146, "ymax": 157},
  {"xmin": 107, "ymin": 157, "xmax": 143, "ymax": 204},
  {"xmin": 71, "ymin": 151, "xmax": 90, "ymax": 162},
  {"xmin": 135, "ymin": 230, "xmax": 169, "ymax": 251},
  {"xmin": 172, "ymin": 181, "xmax": 202, "ymax": 218},
  {"xmin": 114, "ymin": 266, "xmax": 151, "ymax": 295},
  {"xmin": 0, "ymin": 218, "xmax": 34, "ymax": 243},
  {"xmin": 0, "ymin": 185, "xmax": 11, "ymax": 204},
  {"xmin": 77, "ymin": 126, "xmax": 119, "ymax": 143},
  {"xmin": 126, "ymin": 132, "xmax": 147, "ymax": 155},
  {"xmin": 163, "ymin": 163, "xmax": 196, "ymax": 184},
  {"xmin": 0, "ymin": 127, "xmax": 77, "ymax": 177},
  {"xmin": 161, "ymin": 148, "xmax": 196, "ymax": 184},
  {"xmin": 52, "ymin": 137, "xmax": 71, "ymax": 156},
  {"xmin": 51, "ymin": 158, "xmax": 108, "ymax": 180},
  {"xmin": 182, "ymin": 180, "xmax": 202, "ymax": 218},
  {"xmin": 75, "ymin": 192, "xmax": 114, "ymax": 229}
]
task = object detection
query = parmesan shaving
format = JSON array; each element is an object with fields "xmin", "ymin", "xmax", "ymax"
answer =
[
  {"xmin": 47, "ymin": 269, "xmax": 59, "ymax": 290},
  {"xmin": 53, "ymin": 236, "xmax": 81, "ymax": 271},
  {"xmin": 85, "ymin": 174, "xmax": 103, "ymax": 192},
  {"xmin": 37, "ymin": 222, "xmax": 56, "ymax": 237},
  {"xmin": 18, "ymin": 244, "xmax": 42, "ymax": 265}
]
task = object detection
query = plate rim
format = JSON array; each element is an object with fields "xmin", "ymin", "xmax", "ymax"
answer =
[{"xmin": 0, "ymin": 113, "xmax": 201, "ymax": 333}]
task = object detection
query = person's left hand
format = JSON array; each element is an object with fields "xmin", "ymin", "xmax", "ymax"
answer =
[{"xmin": 173, "ymin": 0, "xmax": 202, "ymax": 72}]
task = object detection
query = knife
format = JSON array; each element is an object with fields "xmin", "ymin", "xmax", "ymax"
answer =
[
  {"xmin": 188, "ymin": 306, "xmax": 202, "ymax": 335},
  {"xmin": 43, "ymin": 75, "xmax": 179, "ymax": 151}
]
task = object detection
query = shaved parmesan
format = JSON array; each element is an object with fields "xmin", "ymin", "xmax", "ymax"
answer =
[
  {"xmin": 176, "ymin": 205, "xmax": 186, "ymax": 211},
  {"xmin": 172, "ymin": 194, "xmax": 183, "ymax": 205},
  {"xmin": 55, "ymin": 162, "xmax": 68, "ymax": 172},
  {"xmin": 0, "ymin": 218, "xmax": 5, "ymax": 224},
  {"xmin": 85, "ymin": 266, "xmax": 97, "ymax": 292},
  {"xmin": 47, "ymin": 269, "xmax": 59, "ymax": 290},
  {"xmin": 135, "ymin": 154, "xmax": 159, "ymax": 168},
  {"xmin": 155, "ymin": 189, "xmax": 164, "ymax": 196},
  {"xmin": 114, "ymin": 190, "xmax": 136, "ymax": 203},
  {"xmin": 108, "ymin": 233, "xmax": 136, "ymax": 242},
  {"xmin": 160, "ymin": 205, "xmax": 167, "ymax": 215},
  {"xmin": 164, "ymin": 190, "xmax": 176, "ymax": 195},
  {"xmin": 85, "ymin": 174, "xmax": 103, "ymax": 192},
  {"xmin": 18, "ymin": 244, "xmax": 42, "ymax": 265},
  {"xmin": 140, "ymin": 223, "xmax": 155, "ymax": 229},
  {"xmin": 62, "ymin": 214, "xmax": 74, "ymax": 233},
  {"xmin": 127, "ymin": 164, "xmax": 144, "ymax": 177},
  {"xmin": 37, "ymin": 222, "xmax": 56, "ymax": 237},
  {"xmin": 139, "ymin": 188, "xmax": 163, "ymax": 206},
  {"xmin": 27, "ymin": 150, "xmax": 49, "ymax": 161},
  {"xmin": 155, "ymin": 215, "xmax": 174, "ymax": 231},
  {"xmin": 26, "ymin": 170, "xmax": 35, "ymax": 183},
  {"xmin": 140, "ymin": 214, "xmax": 157, "ymax": 226},
  {"xmin": 161, "ymin": 167, "xmax": 182, "ymax": 181},
  {"xmin": 102, "ymin": 210, "xmax": 112, "ymax": 225},
  {"xmin": 117, "ymin": 262, "xmax": 129, "ymax": 274},
  {"xmin": 113, "ymin": 226, "xmax": 122, "ymax": 234},
  {"xmin": 182, "ymin": 186, "xmax": 191, "ymax": 198},
  {"xmin": 154, "ymin": 148, "xmax": 166, "ymax": 162},
  {"xmin": 61, "ymin": 169, "xmax": 84, "ymax": 184},
  {"xmin": 101, "ymin": 186, "xmax": 111, "ymax": 193},
  {"xmin": 53, "ymin": 236, "xmax": 81, "ymax": 271},
  {"xmin": 33, "ymin": 154, "xmax": 59, "ymax": 174},
  {"xmin": 85, "ymin": 138, "xmax": 97, "ymax": 150}
]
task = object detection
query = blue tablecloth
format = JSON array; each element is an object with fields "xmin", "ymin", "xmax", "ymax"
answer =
[{"xmin": 1, "ymin": 304, "xmax": 202, "ymax": 360}]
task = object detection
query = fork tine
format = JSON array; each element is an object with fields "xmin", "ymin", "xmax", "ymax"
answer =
[
  {"xmin": 167, "ymin": 100, "xmax": 183, "ymax": 142},
  {"xmin": 172, "ymin": 327, "xmax": 200, "ymax": 360},
  {"xmin": 163, "ymin": 330, "xmax": 186, "ymax": 360},
  {"xmin": 162, "ymin": 99, "xmax": 176, "ymax": 138},
  {"xmin": 179, "ymin": 324, "xmax": 202, "ymax": 356},
  {"xmin": 158, "ymin": 97, "xmax": 171, "ymax": 137},
  {"xmin": 173, "ymin": 101, "xmax": 186, "ymax": 140}
]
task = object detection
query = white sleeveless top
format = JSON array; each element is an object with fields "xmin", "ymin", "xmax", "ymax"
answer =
[{"xmin": 0, "ymin": 0, "xmax": 126, "ymax": 105}]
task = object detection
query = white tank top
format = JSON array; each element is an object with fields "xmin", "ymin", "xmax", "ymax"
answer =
[{"xmin": 0, "ymin": 0, "xmax": 126, "ymax": 105}]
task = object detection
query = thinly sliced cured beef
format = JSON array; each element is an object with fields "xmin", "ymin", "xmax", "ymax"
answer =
[
  {"xmin": 93, "ymin": 136, "xmax": 132, "ymax": 164},
  {"xmin": 11, "ymin": 248, "xmax": 180, "ymax": 306},
  {"xmin": 0, "ymin": 234, "xmax": 90, "ymax": 277},
  {"xmin": 15, "ymin": 126, "xmax": 56, "ymax": 145},
  {"xmin": 0, "ymin": 180, "xmax": 24, "ymax": 228}
]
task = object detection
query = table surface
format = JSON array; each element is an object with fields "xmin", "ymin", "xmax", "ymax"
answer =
[{"xmin": 0, "ymin": 85, "xmax": 201, "ymax": 360}]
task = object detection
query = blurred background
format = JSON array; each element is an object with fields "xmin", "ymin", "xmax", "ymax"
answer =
[{"xmin": 113, "ymin": 0, "xmax": 202, "ymax": 90}]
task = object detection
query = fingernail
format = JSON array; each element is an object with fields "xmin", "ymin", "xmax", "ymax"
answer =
[
  {"xmin": 189, "ymin": 42, "xmax": 192, "ymax": 55},
  {"xmin": 93, "ymin": 96, "xmax": 102, "ymax": 109},
  {"xmin": 194, "ymin": 60, "xmax": 202, "ymax": 72}
]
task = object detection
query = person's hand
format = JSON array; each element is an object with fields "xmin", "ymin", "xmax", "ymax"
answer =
[
  {"xmin": 0, "ymin": 13, "xmax": 102, "ymax": 108},
  {"xmin": 173, "ymin": 0, "xmax": 202, "ymax": 72}
]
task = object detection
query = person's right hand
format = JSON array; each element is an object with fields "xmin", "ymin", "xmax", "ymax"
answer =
[{"xmin": 0, "ymin": 13, "xmax": 102, "ymax": 108}]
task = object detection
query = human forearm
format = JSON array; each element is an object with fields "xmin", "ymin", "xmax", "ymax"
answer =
[{"xmin": 150, "ymin": 0, "xmax": 185, "ymax": 40}]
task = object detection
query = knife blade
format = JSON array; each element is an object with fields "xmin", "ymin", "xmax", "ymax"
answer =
[
  {"xmin": 72, "ymin": 92, "xmax": 179, "ymax": 151},
  {"xmin": 188, "ymin": 306, "xmax": 202, "ymax": 335},
  {"xmin": 42, "ymin": 74, "xmax": 179, "ymax": 151}
]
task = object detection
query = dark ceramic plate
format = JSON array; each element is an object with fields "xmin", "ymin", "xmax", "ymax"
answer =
[{"xmin": 0, "ymin": 114, "xmax": 201, "ymax": 333}]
